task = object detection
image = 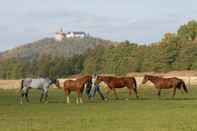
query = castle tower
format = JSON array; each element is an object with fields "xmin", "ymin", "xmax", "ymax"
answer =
[{"xmin": 54, "ymin": 28, "xmax": 65, "ymax": 42}]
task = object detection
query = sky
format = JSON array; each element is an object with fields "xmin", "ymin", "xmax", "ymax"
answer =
[{"xmin": 0, "ymin": 0, "xmax": 197, "ymax": 52}]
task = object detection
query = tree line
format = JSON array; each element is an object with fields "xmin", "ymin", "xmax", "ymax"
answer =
[
  {"xmin": 0, "ymin": 54, "xmax": 86, "ymax": 79},
  {"xmin": 83, "ymin": 20, "xmax": 197, "ymax": 74},
  {"xmin": 1, "ymin": 20, "xmax": 197, "ymax": 79}
]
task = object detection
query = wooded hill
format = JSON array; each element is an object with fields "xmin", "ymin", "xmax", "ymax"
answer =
[
  {"xmin": 1, "ymin": 20, "xmax": 197, "ymax": 79},
  {"xmin": 0, "ymin": 37, "xmax": 114, "ymax": 60}
]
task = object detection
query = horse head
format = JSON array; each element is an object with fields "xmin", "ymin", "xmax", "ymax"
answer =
[
  {"xmin": 50, "ymin": 78, "xmax": 61, "ymax": 89},
  {"xmin": 55, "ymin": 79, "xmax": 61, "ymax": 89},
  {"xmin": 142, "ymin": 75, "xmax": 149, "ymax": 84}
]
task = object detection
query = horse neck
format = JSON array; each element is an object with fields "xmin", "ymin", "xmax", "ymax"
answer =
[
  {"xmin": 99, "ymin": 76, "xmax": 111, "ymax": 83},
  {"xmin": 80, "ymin": 76, "xmax": 90, "ymax": 84},
  {"xmin": 147, "ymin": 76, "xmax": 160, "ymax": 84},
  {"xmin": 43, "ymin": 78, "xmax": 53, "ymax": 85}
]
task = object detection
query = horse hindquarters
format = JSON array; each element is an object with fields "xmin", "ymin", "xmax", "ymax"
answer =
[
  {"xmin": 63, "ymin": 86, "xmax": 71, "ymax": 104},
  {"xmin": 19, "ymin": 80, "xmax": 29, "ymax": 104},
  {"xmin": 181, "ymin": 80, "xmax": 188, "ymax": 93},
  {"xmin": 129, "ymin": 78, "xmax": 138, "ymax": 98}
]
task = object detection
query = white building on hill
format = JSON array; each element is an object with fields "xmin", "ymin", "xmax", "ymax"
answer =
[
  {"xmin": 54, "ymin": 29, "xmax": 88, "ymax": 42},
  {"xmin": 55, "ymin": 28, "xmax": 66, "ymax": 42},
  {"xmin": 66, "ymin": 32, "xmax": 87, "ymax": 38}
]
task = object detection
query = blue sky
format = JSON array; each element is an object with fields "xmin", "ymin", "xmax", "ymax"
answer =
[{"xmin": 0, "ymin": 0, "xmax": 197, "ymax": 51}]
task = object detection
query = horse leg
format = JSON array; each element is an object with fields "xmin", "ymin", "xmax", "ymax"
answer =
[
  {"xmin": 172, "ymin": 87, "xmax": 177, "ymax": 98},
  {"xmin": 79, "ymin": 95, "xmax": 83, "ymax": 104},
  {"xmin": 67, "ymin": 95, "xmax": 70, "ymax": 104},
  {"xmin": 103, "ymin": 88, "xmax": 111, "ymax": 101},
  {"xmin": 20, "ymin": 87, "xmax": 27, "ymax": 104},
  {"xmin": 106, "ymin": 87, "xmax": 111, "ymax": 95},
  {"xmin": 43, "ymin": 90, "xmax": 48, "ymax": 104},
  {"xmin": 20, "ymin": 93, "xmax": 25, "ymax": 104},
  {"xmin": 104, "ymin": 87, "xmax": 112, "ymax": 100},
  {"xmin": 40, "ymin": 90, "xmax": 44, "ymax": 103},
  {"xmin": 128, "ymin": 88, "xmax": 132, "ymax": 96},
  {"xmin": 78, "ymin": 90, "xmax": 83, "ymax": 104},
  {"xmin": 125, "ymin": 87, "xmax": 132, "ymax": 100},
  {"xmin": 76, "ymin": 90, "xmax": 80, "ymax": 104},
  {"xmin": 25, "ymin": 89, "xmax": 30, "ymax": 103},
  {"xmin": 65, "ymin": 89, "xmax": 70, "ymax": 104},
  {"xmin": 177, "ymin": 85, "xmax": 184, "ymax": 94},
  {"xmin": 112, "ymin": 88, "xmax": 119, "ymax": 100},
  {"xmin": 179, "ymin": 88, "xmax": 184, "ymax": 94},
  {"xmin": 76, "ymin": 96, "xmax": 79, "ymax": 104},
  {"xmin": 97, "ymin": 86, "xmax": 106, "ymax": 100},
  {"xmin": 157, "ymin": 88, "xmax": 161, "ymax": 98},
  {"xmin": 45, "ymin": 92, "xmax": 48, "ymax": 104},
  {"xmin": 133, "ymin": 87, "xmax": 139, "ymax": 99}
]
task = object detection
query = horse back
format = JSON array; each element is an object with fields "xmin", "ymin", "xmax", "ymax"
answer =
[
  {"xmin": 63, "ymin": 78, "xmax": 87, "ymax": 91},
  {"xmin": 106, "ymin": 76, "xmax": 133, "ymax": 88},
  {"xmin": 157, "ymin": 77, "xmax": 182, "ymax": 89}
]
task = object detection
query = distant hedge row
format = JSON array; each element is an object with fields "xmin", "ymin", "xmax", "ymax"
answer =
[{"xmin": 82, "ymin": 20, "xmax": 197, "ymax": 74}]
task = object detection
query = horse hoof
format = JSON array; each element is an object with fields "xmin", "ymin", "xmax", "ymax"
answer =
[
  {"xmin": 65, "ymin": 101, "xmax": 70, "ymax": 104},
  {"xmin": 103, "ymin": 98, "xmax": 107, "ymax": 101}
]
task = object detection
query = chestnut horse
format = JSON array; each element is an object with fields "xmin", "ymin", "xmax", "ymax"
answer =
[
  {"xmin": 92, "ymin": 75, "xmax": 138, "ymax": 99},
  {"xmin": 142, "ymin": 75, "xmax": 188, "ymax": 97},
  {"xmin": 63, "ymin": 75, "xmax": 92, "ymax": 104}
]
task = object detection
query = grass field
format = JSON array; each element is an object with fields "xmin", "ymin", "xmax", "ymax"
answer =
[{"xmin": 0, "ymin": 87, "xmax": 197, "ymax": 131}]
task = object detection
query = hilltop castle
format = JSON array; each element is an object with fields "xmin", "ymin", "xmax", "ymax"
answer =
[{"xmin": 54, "ymin": 28, "xmax": 88, "ymax": 42}]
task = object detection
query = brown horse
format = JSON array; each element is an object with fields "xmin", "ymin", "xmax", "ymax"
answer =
[
  {"xmin": 142, "ymin": 75, "xmax": 188, "ymax": 97},
  {"xmin": 92, "ymin": 75, "xmax": 138, "ymax": 99},
  {"xmin": 63, "ymin": 75, "xmax": 92, "ymax": 104}
]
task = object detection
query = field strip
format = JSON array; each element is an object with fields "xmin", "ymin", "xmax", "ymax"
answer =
[{"xmin": 0, "ymin": 76, "xmax": 196, "ymax": 89}]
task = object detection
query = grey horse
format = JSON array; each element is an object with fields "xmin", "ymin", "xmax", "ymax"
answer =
[{"xmin": 18, "ymin": 78, "xmax": 60, "ymax": 104}]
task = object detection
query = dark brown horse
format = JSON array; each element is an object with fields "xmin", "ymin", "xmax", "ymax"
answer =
[
  {"xmin": 92, "ymin": 75, "xmax": 138, "ymax": 99},
  {"xmin": 142, "ymin": 75, "xmax": 188, "ymax": 97},
  {"xmin": 63, "ymin": 75, "xmax": 92, "ymax": 104}
]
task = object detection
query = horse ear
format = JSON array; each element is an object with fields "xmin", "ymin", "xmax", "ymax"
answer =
[
  {"xmin": 53, "ymin": 78, "xmax": 56, "ymax": 82},
  {"xmin": 92, "ymin": 73, "xmax": 96, "ymax": 77},
  {"xmin": 50, "ymin": 78, "xmax": 56, "ymax": 83}
]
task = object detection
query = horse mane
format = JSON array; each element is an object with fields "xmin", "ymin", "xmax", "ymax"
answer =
[
  {"xmin": 76, "ymin": 75, "xmax": 91, "ymax": 83},
  {"xmin": 45, "ymin": 77, "xmax": 57, "ymax": 85},
  {"xmin": 98, "ymin": 75, "xmax": 113, "ymax": 81},
  {"xmin": 145, "ymin": 75, "xmax": 162, "ymax": 81}
]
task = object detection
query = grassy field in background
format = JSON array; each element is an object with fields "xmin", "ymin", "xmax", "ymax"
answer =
[{"xmin": 0, "ymin": 87, "xmax": 197, "ymax": 131}]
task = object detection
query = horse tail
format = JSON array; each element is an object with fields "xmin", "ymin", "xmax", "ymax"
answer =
[
  {"xmin": 132, "ymin": 77, "xmax": 137, "ymax": 89},
  {"xmin": 181, "ymin": 79, "xmax": 188, "ymax": 93},
  {"xmin": 20, "ymin": 79, "xmax": 24, "ymax": 91},
  {"xmin": 16, "ymin": 79, "xmax": 24, "ymax": 103},
  {"xmin": 132, "ymin": 77, "xmax": 139, "ymax": 98}
]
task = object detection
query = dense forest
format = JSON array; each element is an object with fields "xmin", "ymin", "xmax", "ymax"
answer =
[{"xmin": 1, "ymin": 20, "xmax": 197, "ymax": 79}]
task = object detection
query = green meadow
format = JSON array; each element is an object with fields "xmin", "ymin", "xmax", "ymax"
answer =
[{"xmin": 0, "ymin": 87, "xmax": 197, "ymax": 131}]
